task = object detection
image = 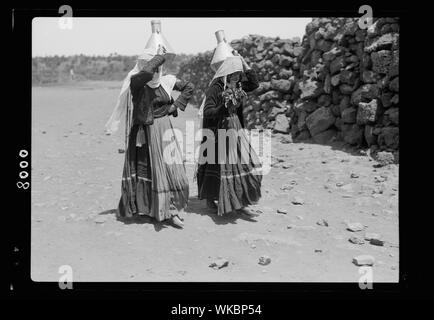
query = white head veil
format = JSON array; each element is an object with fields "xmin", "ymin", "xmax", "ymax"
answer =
[
  {"xmin": 105, "ymin": 48, "xmax": 176, "ymax": 135},
  {"xmin": 197, "ymin": 56, "xmax": 243, "ymax": 119}
]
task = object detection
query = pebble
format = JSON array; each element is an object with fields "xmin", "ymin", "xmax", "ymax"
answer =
[
  {"xmin": 277, "ymin": 209, "xmax": 288, "ymax": 215},
  {"xmin": 314, "ymin": 249, "xmax": 322, "ymax": 253},
  {"xmin": 348, "ymin": 236, "xmax": 365, "ymax": 245},
  {"xmin": 280, "ymin": 185, "xmax": 293, "ymax": 191},
  {"xmin": 292, "ymin": 197, "xmax": 304, "ymax": 205},
  {"xmin": 350, "ymin": 173, "xmax": 359, "ymax": 178},
  {"xmin": 316, "ymin": 219, "xmax": 329, "ymax": 227},
  {"xmin": 209, "ymin": 257, "xmax": 229, "ymax": 270},
  {"xmin": 352, "ymin": 255, "xmax": 375, "ymax": 266},
  {"xmin": 94, "ymin": 216, "xmax": 107, "ymax": 224},
  {"xmin": 346, "ymin": 222, "xmax": 365, "ymax": 232},
  {"xmin": 370, "ymin": 238, "xmax": 385, "ymax": 246},
  {"xmin": 258, "ymin": 256, "xmax": 271, "ymax": 266},
  {"xmin": 118, "ymin": 149, "xmax": 125, "ymax": 154}
]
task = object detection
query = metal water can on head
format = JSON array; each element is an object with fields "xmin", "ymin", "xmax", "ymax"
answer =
[
  {"xmin": 210, "ymin": 30, "xmax": 235, "ymax": 72},
  {"xmin": 144, "ymin": 20, "xmax": 176, "ymax": 60}
]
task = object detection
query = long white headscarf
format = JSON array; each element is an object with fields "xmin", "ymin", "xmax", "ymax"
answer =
[{"xmin": 105, "ymin": 49, "xmax": 176, "ymax": 135}]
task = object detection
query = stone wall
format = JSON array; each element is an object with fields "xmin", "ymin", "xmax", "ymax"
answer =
[{"xmin": 177, "ymin": 17, "xmax": 399, "ymax": 153}]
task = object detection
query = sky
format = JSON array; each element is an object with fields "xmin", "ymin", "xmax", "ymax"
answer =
[{"xmin": 32, "ymin": 17, "xmax": 312, "ymax": 56}]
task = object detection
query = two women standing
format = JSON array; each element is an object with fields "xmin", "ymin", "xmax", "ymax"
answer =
[{"xmin": 107, "ymin": 30, "xmax": 263, "ymax": 228}]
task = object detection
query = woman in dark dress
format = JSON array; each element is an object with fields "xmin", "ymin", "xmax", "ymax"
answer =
[
  {"xmin": 106, "ymin": 46, "xmax": 194, "ymax": 228},
  {"xmin": 196, "ymin": 53, "xmax": 262, "ymax": 216}
]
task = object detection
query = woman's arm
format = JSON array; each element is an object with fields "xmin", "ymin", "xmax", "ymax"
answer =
[
  {"xmin": 172, "ymin": 79, "xmax": 195, "ymax": 111},
  {"xmin": 130, "ymin": 54, "xmax": 166, "ymax": 91}
]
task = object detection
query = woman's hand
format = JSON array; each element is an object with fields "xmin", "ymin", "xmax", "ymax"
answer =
[
  {"xmin": 157, "ymin": 44, "xmax": 167, "ymax": 55},
  {"xmin": 168, "ymin": 104, "xmax": 177, "ymax": 114}
]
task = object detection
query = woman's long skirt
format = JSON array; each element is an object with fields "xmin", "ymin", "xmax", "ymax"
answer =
[
  {"xmin": 197, "ymin": 114, "xmax": 262, "ymax": 215},
  {"xmin": 118, "ymin": 116, "xmax": 189, "ymax": 221}
]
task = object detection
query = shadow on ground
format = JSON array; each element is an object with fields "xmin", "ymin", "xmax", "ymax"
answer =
[
  {"xmin": 97, "ymin": 208, "xmax": 168, "ymax": 231},
  {"xmin": 185, "ymin": 197, "xmax": 258, "ymax": 225}
]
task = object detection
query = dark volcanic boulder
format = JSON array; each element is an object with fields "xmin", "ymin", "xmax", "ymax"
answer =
[
  {"xmin": 299, "ymin": 79, "xmax": 323, "ymax": 100},
  {"xmin": 341, "ymin": 123, "xmax": 364, "ymax": 145},
  {"xmin": 271, "ymin": 79, "xmax": 293, "ymax": 93},
  {"xmin": 378, "ymin": 127, "xmax": 399, "ymax": 149},
  {"xmin": 306, "ymin": 106, "xmax": 336, "ymax": 136}
]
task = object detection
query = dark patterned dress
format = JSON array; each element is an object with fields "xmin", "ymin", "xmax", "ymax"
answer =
[
  {"xmin": 118, "ymin": 54, "xmax": 194, "ymax": 221},
  {"xmin": 196, "ymin": 69, "xmax": 262, "ymax": 215}
]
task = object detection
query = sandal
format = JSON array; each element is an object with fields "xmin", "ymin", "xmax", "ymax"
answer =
[
  {"xmin": 170, "ymin": 214, "xmax": 184, "ymax": 228},
  {"xmin": 237, "ymin": 207, "xmax": 259, "ymax": 217}
]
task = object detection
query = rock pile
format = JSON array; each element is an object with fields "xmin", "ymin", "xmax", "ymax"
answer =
[
  {"xmin": 176, "ymin": 17, "xmax": 399, "ymax": 154},
  {"xmin": 290, "ymin": 17, "xmax": 399, "ymax": 153}
]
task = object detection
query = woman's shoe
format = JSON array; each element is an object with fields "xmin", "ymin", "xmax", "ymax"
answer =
[
  {"xmin": 170, "ymin": 214, "xmax": 184, "ymax": 228},
  {"xmin": 237, "ymin": 207, "xmax": 259, "ymax": 217},
  {"xmin": 206, "ymin": 199, "xmax": 218, "ymax": 210}
]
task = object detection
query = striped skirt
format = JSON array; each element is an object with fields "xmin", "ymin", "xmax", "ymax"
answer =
[
  {"xmin": 197, "ymin": 114, "xmax": 262, "ymax": 215},
  {"xmin": 118, "ymin": 116, "xmax": 189, "ymax": 221}
]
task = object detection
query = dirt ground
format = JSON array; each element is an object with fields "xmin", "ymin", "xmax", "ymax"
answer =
[{"xmin": 31, "ymin": 81, "xmax": 399, "ymax": 282}]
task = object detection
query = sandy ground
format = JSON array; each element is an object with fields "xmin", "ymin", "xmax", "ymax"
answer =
[{"xmin": 31, "ymin": 81, "xmax": 399, "ymax": 282}]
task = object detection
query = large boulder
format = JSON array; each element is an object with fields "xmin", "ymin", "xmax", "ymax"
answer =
[
  {"xmin": 267, "ymin": 106, "xmax": 286, "ymax": 120},
  {"xmin": 255, "ymin": 82, "xmax": 271, "ymax": 95},
  {"xmin": 339, "ymin": 95, "xmax": 351, "ymax": 113},
  {"xmin": 384, "ymin": 108, "xmax": 399, "ymax": 125},
  {"xmin": 299, "ymin": 79, "xmax": 323, "ymax": 100},
  {"xmin": 341, "ymin": 124, "xmax": 364, "ymax": 145},
  {"xmin": 342, "ymin": 107, "xmax": 357, "ymax": 123},
  {"xmin": 323, "ymin": 47, "xmax": 342, "ymax": 62},
  {"xmin": 306, "ymin": 106, "xmax": 336, "ymax": 136},
  {"xmin": 339, "ymin": 70, "xmax": 357, "ymax": 85},
  {"xmin": 371, "ymin": 50, "xmax": 393, "ymax": 74},
  {"xmin": 296, "ymin": 101, "xmax": 318, "ymax": 113},
  {"xmin": 273, "ymin": 114, "xmax": 290, "ymax": 133},
  {"xmin": 362, "ymin": 70, "xmax": 379, "ymax": 84},
  {"xmin": 330, "ymin": 56, "xmax": 345, "ymax": 74},
  {"xmin": 312, "ymin": 128, "xmax": 337, "ymax": 144},
  {"xmin": 357, "ymin": 99, "xmax": 378, "ymax": 125},
  {"xmin": 378, "ymin": 127, "xmax": 399, "ymax": 149},
  {"xmin": 351, "ymin": 84, "xmax": 380, "ymax": 105},
  {"xmin": 270, "ymin": 79, "xmax": 293, "ymax": 93},
  {"xmin": 259, "ymin": 90, "xmax": 281, "ymax": 101},
  {"xmin": 365, "ymin": 33, "xmax": 399, "ymax": 53}
]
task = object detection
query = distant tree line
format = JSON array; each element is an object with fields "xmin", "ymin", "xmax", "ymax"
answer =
[{"xmin": 32, "ymin": 53, "xmax": 194, "ymax": 84}]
